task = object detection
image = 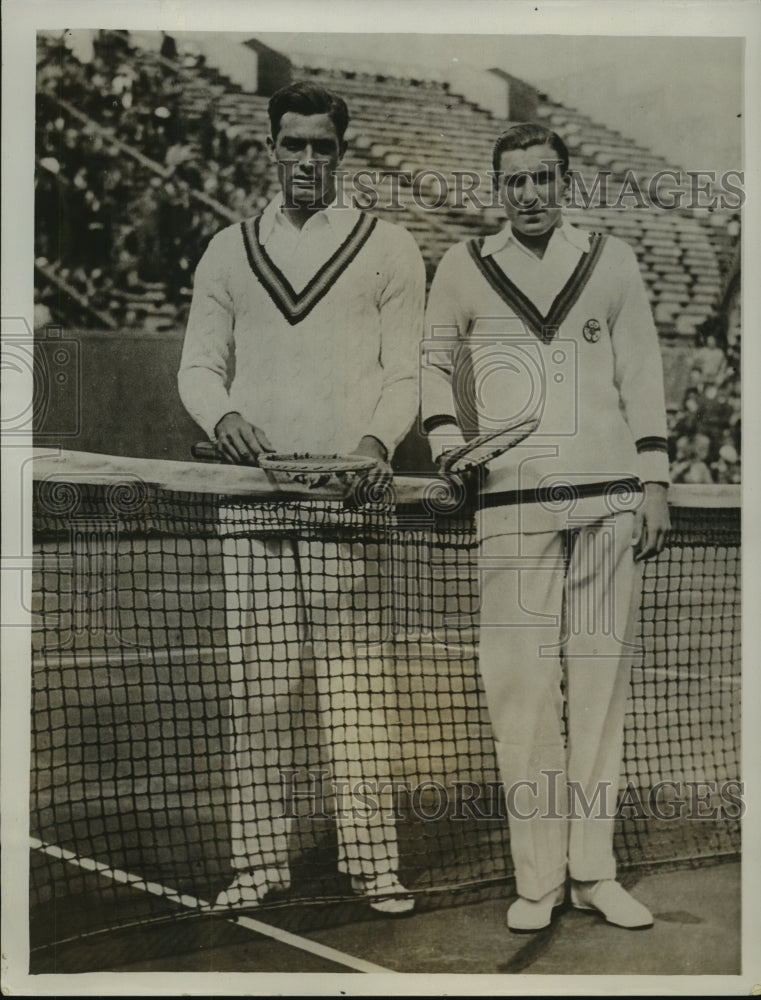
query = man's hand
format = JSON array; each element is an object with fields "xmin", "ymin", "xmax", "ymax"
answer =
[
  {"xmin": 632, "ymin": 482, "xmax": 670, "ymax": 562},
  {"xmin": 350, "ymin": 435, "xmax": 392, "ymax": 474},
  {"xmin": 214, "ymin": 412, "xmax": 274, "ymax": 465},
  {"xmin": 430, "ymin": 429, "xmax": 468, "ymax": 470}
]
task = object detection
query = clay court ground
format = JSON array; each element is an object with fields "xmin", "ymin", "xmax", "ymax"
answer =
[{"xmin": 31, "ymin": 858, "xmax": 739, "ymax": 976}]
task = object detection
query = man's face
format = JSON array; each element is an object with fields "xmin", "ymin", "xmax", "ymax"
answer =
[
  {"xmin": 267, "ymin": 112, "xmax": 346, "ymax": 210},
  {"xmin": 499, "ymin": 142, "xmax": 569, "ymax": 238}
]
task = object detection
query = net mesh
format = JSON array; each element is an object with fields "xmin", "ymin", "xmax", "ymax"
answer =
[{"xmin": 29, "ymin": 462, "xmax": 740, "ymax": 950}]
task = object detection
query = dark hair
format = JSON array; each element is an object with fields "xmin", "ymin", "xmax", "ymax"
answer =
[
  {"xmin": 268, "ymin": 81, "xmax": 349, "ymax": 142},
  {"xmin": 492, "ymin": 122, "xmax": 570, "ymax": 176}
]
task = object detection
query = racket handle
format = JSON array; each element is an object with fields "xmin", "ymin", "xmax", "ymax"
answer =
[{"xmin": 191, "ymin": 440, "xmax": 222, "ymax": 463}]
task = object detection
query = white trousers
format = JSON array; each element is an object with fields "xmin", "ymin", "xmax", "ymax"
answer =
[
  {"xmin": 222, "ymin": 533, "xmax": 399, "ymax": 880},
  {"xmin": 478, "ymin": 513, "xmax": 642, "ymax": 899}
]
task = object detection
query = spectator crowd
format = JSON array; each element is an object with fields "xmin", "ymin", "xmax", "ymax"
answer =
[
  {"xmin": 667, "ymin": 316, "xmax": 741, "ymax": 484},
  {"xmin": 34, "ymin": 30, "xmax": 741, "ymax": 480},
  {"xmin": 35, "ymin": 29, "xmax": 277, "ymax": 329}
]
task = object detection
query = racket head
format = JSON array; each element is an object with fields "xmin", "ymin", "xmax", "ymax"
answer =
[
  {"xmin": 257, "ymin": 452, "xmax": 378, "ymax": 475},
  {"xmin": 440, "ymin": 416, "xmax": 540, "ymax": 474}
]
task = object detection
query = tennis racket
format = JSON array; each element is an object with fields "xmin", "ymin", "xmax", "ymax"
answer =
[
  {"xmin": 259, "ymin": 452, "xmax": 380, "ymax": 488},
  {"xmin": 191, "ymin": 441, "xmax": 379, "ymax": 488},
  {"xmin": 257, "ymin": 453, "xmax": 377, "ymax": 476},
  {"xmin": 437, "ymin": 416, "xmax": 540, "ymax": 475}
]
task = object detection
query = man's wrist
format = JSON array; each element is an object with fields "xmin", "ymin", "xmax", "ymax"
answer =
[
  {"xmin": 357, "ymin": 435, "xmax": 389, "ymax": 462},
  {"xmin": 430, "ymin": 428, "xmax": 467, "ymax": 464},
  {"xmin": 214, "ymin": 411, "xmax": 242, "ymax": 437}
]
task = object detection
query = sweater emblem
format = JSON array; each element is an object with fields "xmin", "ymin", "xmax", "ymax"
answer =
[{"xmin": 583, "ymin": 318, "xmax": 601, "ymax": 342}]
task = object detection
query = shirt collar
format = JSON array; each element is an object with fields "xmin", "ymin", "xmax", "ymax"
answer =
[
  {"xmin": 258, "ymin": 194, "xmax": 360, "ymax": 244},
  {"xmin": 481, "ymin": 219, "xmax": 590, "ymax": 258}
]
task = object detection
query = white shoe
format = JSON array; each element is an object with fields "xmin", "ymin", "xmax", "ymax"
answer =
[
  {"xmin": 570, "ymin": 879, "xmax": 653, "ymax": 929},
  {"xmin": 507, "ymin": 885, "xmax": 566, "ymax": 932},
  {"xmin": 214, "ymin": 866, "xmax": 291, "ymax": 909},
  {"xmin": 351, "ymin": 872, "xmax": 415, "ymax": 915}
]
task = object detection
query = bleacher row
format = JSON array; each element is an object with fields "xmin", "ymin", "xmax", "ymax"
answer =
[
  {"xmin": 33, "ymin": 30, "xmax": 741, "ymax": 481},
  {"xmin": 35, "ymin": 31, "xmax": 738, "ymax": 346},
  {"xmin": 267, "ymin": 68, "xmax": 734, "ymax": 336}
]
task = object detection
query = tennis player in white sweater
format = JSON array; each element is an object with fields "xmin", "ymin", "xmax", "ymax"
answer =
[
  {"xmin": 422, "ymin": 122, "xmax": 671, "ymax": 932},
  {"xmin": 179, "ymin": 81, "xmax": 425, "ymax": 914}
]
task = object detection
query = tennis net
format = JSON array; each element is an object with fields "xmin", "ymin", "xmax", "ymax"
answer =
[{"xmin": 29, "ymin": 450, "xmax": 741, "ymax": 949}]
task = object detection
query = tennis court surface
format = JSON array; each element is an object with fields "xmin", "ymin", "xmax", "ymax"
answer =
[{"xmin": 29, "ymin": 450, "xmax": 741, "ymax": 975}]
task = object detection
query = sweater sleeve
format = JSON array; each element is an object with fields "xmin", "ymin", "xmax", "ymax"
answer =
[
  {"xmin": 177, "ymin": 230, "xmax": 237, "ymax": 440},
  {"xmin": 420, "ymin": 245, "xmax": 471, "ymax": 455},
  {"xmin": 607, "ymin": 239, "xmax": 671, "ymax": 484},
  {"xmin": 363, "ymin": 225, "xmax": 427, "ymax": 457}
]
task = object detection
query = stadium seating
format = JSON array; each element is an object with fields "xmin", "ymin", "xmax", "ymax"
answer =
[{"xmin": 34, "ymin": 30, "xmax": 740, "ymax": 477}]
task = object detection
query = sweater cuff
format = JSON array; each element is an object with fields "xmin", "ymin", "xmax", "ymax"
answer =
[
  {"xmin": 426, "ymin": 421, "xmax": 468, "ymax": 464},
  {"xmin": 636, "ymin": 437, "xmax": 671, "ymax": 485},
  {"xmin": 422, "ymin": 413, "xmax": 460, "ymax": 435}
]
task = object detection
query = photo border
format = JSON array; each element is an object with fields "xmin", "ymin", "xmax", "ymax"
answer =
[{"xmin": 3, "ymin": 0, "xmax": 759, "ymax": 994}]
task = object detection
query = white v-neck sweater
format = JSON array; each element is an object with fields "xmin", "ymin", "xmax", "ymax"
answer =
[
  {"xmin": 422, "ymin": 224, "xmax": 670, "ymax": 532},
  {"xmin": 179, "ymin": 201, "xmax": 426, "ymax": 458}
]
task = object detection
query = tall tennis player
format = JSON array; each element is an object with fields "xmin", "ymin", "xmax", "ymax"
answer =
[
  {"xmin": 179, "ymin": 81, "xmax": 426, "ymax": 914},
  {"xmin": 422, "ymin": 122, "xmax": 670, "ymax": 932}
]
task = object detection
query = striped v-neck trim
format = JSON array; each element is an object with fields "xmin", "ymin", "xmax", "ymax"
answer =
[
  {"xmin": 241, "ymin": 212, "xmax": 378, "ymax": 326},
  {"xmin": 466, "ymin": 231, "xmax": 607, "ymax": 342}
]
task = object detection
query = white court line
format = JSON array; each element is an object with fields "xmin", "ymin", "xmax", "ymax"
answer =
[{"xmin": 30, "ymin": 837, "xmax": 396, "ymax": 975}]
